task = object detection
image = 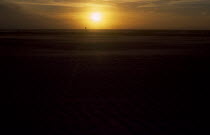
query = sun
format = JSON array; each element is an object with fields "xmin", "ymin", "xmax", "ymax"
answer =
[{"xmin": 90, "ymin": 12, "xmax": 102, "ymax": 22}]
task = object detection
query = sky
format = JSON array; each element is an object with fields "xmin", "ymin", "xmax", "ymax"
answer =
[{"xmin": 0, "ymin": 0, "xmax": 210, "ymax": 29}]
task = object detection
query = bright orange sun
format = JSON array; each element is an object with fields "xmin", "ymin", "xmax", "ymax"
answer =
[{"xmin": 90, "ymin": 12, "xmax": 102, "ymax": 22}]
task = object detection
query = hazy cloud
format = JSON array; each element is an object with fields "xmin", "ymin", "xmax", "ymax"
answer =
[
  {"xmin": 0, "ymin": 0, "xmax": 75, "ymax": 29},
  {"xmin": 1, "ymin": 0, "xmax": 210, "ymax": 29}
]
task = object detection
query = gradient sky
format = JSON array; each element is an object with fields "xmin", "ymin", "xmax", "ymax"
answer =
[{"xmin": 1, "ymin": 0, "xmax": 210, "ymax": 29}]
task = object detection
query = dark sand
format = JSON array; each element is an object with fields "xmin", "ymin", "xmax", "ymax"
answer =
[{"xmin": 0, "ymin": 30, "xmax": 209, "ymax": 134}]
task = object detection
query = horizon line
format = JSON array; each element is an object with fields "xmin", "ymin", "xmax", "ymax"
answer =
[{"xmin": 1, "ymin": 28, "xmax": 210, "ymax": 31}]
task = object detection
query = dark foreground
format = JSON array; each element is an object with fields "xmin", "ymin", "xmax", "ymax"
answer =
[{"xmin": 0, "ymin": 30, "xmax": 209, "ymax": 134}]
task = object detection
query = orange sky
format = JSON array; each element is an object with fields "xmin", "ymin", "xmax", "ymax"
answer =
[{"xmin": 1, "ymin": 0, "xmax": 210, "ymax": 29}]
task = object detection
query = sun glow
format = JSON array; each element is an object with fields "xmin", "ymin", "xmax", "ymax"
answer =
[
  {"xmin": 90, "ymin": 12, "xmax": 102, "ymax": 22},
  {"xmin": 79, "ymin": 10, "xmax": 113, "ymax": 29}
]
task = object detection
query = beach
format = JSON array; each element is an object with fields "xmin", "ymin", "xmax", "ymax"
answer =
[{"xmin": 0, "ymin": 30, "xmax": 209, "ymax": 134}]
